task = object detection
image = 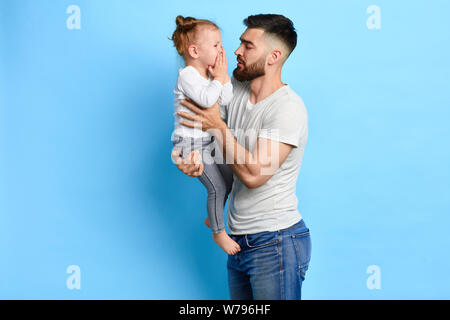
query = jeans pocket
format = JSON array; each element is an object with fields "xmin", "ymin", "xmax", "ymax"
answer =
[
  {"xmin": 245, "ymin": 231, "xmax": 279, "ymax": 249},
  {"xmin": 291, "ymin": 229, "xmax": 312, "ymax": 280}
]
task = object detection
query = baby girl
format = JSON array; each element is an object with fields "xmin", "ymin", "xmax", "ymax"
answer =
[{"xmin": 170, "ymin": 15, "xmax": 241, "ymax": 255}]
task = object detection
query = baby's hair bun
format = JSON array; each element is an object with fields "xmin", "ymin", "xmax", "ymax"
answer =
[
  {"xmin": 175, "ymin": 15, "xmax": 185, "ymax": 27},
  {"xmin": 175, "ymin": 15, "xmax": 196, "ymax": 32}
]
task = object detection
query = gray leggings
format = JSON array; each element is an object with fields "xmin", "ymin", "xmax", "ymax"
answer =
[{"xmin": 173, "ymin": 134, "xmax": 234, "ymax": 233}]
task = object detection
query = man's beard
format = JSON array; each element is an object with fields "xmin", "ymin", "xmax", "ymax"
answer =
[{"xmin": 233, "ymin": 56, "xmax": 266, "ymax": 82}]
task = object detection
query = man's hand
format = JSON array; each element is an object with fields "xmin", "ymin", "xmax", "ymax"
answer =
[
  {"xmin": 177, "ymin": 99, "xmax": 226, "ymax": 133},
  {"xmin": 171, "ymin": 149, "xmax": 204, "ymax": 177}
]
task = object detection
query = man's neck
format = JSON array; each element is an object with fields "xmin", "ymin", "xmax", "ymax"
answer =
[{"xmin": 249, "ymin": 70, "xmax": 285, "ymax": 104}]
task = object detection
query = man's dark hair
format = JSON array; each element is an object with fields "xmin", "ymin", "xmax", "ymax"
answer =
[{"xmin": 243, "ymin": 14, "xmax": 297, "ymax": 55}]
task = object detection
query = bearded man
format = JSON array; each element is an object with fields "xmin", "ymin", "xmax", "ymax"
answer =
[{"xmin": 172, "ymin": 14, "xmax": 312, "ymax": 300}]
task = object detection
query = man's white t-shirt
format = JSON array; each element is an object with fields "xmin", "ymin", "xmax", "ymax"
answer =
[
  {"xmin": 223, "ymin": 78, "xmax": 308, "ymax": 235},
  {"xmin": 173, "ymin": 66, "xmax": 232, "ymax": 139}
]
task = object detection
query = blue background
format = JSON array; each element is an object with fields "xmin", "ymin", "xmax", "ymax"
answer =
[{"xmin": 1, "ymin": 0, "xmax": 449, "ymax": 299}]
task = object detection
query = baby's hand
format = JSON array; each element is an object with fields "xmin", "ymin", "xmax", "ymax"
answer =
[{"xmin": 208, "ymin": 46, "xmax": 229, "ymax": 85}]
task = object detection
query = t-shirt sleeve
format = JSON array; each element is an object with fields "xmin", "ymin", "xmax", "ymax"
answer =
[
  {"xmin": 218, "ymin": 80, "xmax": 233, "ymax": 121},
  {"xmin": 219, "ymin": 104, "xmax": 228, "ymax": 121},
  {"xmin": 258, "ymin": 101, "xmax": 307, "ymax": 148},
  {"xmin": 218, "ymin": 80, "xmax": 233, "ymax": 106},
  {"xmin": 178, "ymin": 67, "xmax": 223, "ymax": 108}
]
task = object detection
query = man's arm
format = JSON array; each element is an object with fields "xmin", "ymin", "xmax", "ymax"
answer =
[
  {"xmin": 213, "ymin": 121, "xmax": 293, "ymax": 189},
  {"xmin": 176, "ymin": 100, "xmax": 293, "ymax": 188}
]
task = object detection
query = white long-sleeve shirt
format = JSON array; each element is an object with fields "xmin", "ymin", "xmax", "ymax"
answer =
[{"xmin": 173, "ymin": 65, "xmax": 233, "ymax": 139}]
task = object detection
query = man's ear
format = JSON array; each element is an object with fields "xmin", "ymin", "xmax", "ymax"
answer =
[
  {"xmin": 267, "ymin": 49, "xmax": 283, "ymax": 66},
  {"xmin": 187, "ymin": 45, "xmax": 199, "ymax": 59}
]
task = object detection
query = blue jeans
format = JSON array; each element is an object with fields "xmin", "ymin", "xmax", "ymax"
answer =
[{"xmin": 227, "ymin": 219, "xmax": 312, "ymax": 300}]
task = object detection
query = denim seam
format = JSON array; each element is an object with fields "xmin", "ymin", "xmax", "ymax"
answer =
[
  {"xmin": 292, "ymin": 234, "xmax": 311, "ymax": 274},
  {"xmin": 278, "ymin": 238, "xmax": 284, "ymax": 299},
  {"xmin": 244, "ymin": 235, "xmax": 279, "ymax": 249},
  {"xmin": 292, "ymin": 231, "xmax": 310, "ymax": 238}
]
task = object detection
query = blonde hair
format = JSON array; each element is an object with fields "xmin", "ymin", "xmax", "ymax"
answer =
[{"xmin": 170, "ymin": 15, "xmax": 219, "ymax": 59}]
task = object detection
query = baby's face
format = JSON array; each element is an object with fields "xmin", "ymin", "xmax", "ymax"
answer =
[{"xmin": 196, "ymin": 27, "xmax": 223, "ymax": 69}]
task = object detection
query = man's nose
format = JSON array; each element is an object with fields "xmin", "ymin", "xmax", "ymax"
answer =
[{"xmin": 234, "ymin": 45, "xmax": 242, "ymax": 56}]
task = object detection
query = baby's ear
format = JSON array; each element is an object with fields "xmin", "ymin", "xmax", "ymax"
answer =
[{"xmin": 187, "ymin": 44, "xmax": 199, "ymax": 59}]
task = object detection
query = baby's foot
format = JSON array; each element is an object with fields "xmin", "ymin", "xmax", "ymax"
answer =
[
  {"xmin": 204, "ymin": 217, "xmax": 211, "ymax": 228},
  {"xmin": 213, "ymin": 231, "xmax": 241, "ymax": 255}
]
